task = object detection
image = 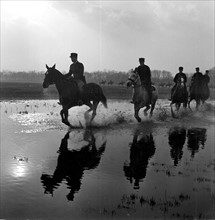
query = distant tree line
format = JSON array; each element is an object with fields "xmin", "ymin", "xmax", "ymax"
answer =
[{"xmin": 0, "ymin": 67, "xmax": 214, "ymax": 88}]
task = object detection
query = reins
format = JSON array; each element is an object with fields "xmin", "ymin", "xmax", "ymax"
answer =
[{"xmin": 128, "ymin": 75, "xmax": 142, "ymax": 88}]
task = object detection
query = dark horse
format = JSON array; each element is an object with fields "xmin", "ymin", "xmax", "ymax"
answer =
[
  {"xmin": 41, "ymin": 130, "xmax": 106, "ymax": 201},
  {"xmin": 188, "ymin": 75, "xmax": 210, "ymax": 110},
  {"xmin": 43, "ymin": 64, "xmax": 108, "ymax": 127},
  {"xmin": 170, "ymin": 76, "xmax": 188, "ymax": 118}
]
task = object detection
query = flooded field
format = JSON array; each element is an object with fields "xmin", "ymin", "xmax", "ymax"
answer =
[{"xmin": 0, "ymin": 99, "xmax": 215, "ymax": 219}]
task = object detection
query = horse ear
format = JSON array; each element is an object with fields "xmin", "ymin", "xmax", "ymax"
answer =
[
  {"xmin": 52, "ymin": 64, "xmax": 56, "ymax": 69},
  {"xmin": 46, "ymin": 64, "xmax": 49, "ymax": 69}
]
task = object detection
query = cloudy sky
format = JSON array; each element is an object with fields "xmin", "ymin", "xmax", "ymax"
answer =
[{"xmin": 1, "ymin": 1, "xmax": 214, "ymax": 74}]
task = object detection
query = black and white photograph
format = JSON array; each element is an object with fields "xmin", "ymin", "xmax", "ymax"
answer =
[{"xmin": 0, "ymin": 1, "xmax": 214, "ymax": 219}]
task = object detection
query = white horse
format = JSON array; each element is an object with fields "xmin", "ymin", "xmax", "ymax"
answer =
[{"xmin": 127, "ymin": 70, "xmax": 158, "ymax": 122}]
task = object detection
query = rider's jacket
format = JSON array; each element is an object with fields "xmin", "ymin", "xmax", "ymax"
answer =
[
  {"xmin": 174, "ymin": 72, "xmax": 187, "ymax": 84},
  {"xmin": 136, "ymin": 64, "xmax": 151, "ymax": 86},
  {"xmin": 203, "ymin": 75, "xmax": 210, "ymax": 84},
  {"xmin": 191, "ymin": 72, "xmax": 203, "ymax": 85},
  {"xmin": 65, "ymin": 61, "xmax": 86, "ymax": 83}
]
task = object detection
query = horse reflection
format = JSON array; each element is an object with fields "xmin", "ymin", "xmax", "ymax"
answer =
[
  {"xmin": 41, "ymin": 130, "xmax": 106, "ymax": 201},
  {"xmin": 123, "ymin": 130, "xmax": 155, "ymax": 189},
  {"xmin": 168, "ymin": 127, "xmax": 186, "ymax": 166},
  {"xmin": 187, "ymin": 128, "xmax": 207, "ymax": 158}
]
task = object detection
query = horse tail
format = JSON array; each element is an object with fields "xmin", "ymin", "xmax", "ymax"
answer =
[{"xmin": 100, "ymin": 93, "xmax": 108, "ymax": 108}]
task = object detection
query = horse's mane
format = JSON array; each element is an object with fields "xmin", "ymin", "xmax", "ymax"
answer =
[{"xmin": 53, "ymin": 68, "xmax": 75, "ymax": 84}]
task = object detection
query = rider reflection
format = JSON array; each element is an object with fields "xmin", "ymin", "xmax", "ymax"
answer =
[
  {"xmin": 168, "ymin": 127, "xmax": 186, "ymax": 166},
  {"xmin": 41, "ymin": 130, "xmax": 106, "ymax": 201},
  {"xmin": 187, "ymin": 128, "xmax": 207, "ymax": 158},
  {"xmin": 123, "ymin": 130, "xmax": 156, "ymax": 189}
]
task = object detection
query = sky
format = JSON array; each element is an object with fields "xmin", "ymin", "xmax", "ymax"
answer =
[{"xmin": 1, "ymin": 0, "xmax": 214, "ymax": 74}]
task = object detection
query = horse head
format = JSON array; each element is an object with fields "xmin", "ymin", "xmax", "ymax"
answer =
[
  {"xmin": 43, "ymin": 64, "xmax": 62, "ymax": 88},
  {"xmin": 127, "ymin": 69, "xmax": 141, "ymax": 88}
]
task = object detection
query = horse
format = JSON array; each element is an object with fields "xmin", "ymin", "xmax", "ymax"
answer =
[
  {"xmin": 188, "ymin": 75, "xmax": 210, "ymax": 110},
  {"xmin": 42, "ymin": 64, "xmax": 108, "ymax": 127},
  {"xmin": 126, "ymin": 70, "xmax": 158, "ymax": 122},
  {"xmin": 170, "ymin": 76, "xmax": 188, "ymax": 118}
]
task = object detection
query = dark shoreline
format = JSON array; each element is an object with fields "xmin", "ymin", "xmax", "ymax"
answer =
[{"xmin": 1, "ymin": 82, "xmax": 214, "ymax": 101}]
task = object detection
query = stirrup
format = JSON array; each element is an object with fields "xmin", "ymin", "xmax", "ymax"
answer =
[{"xmin": 78, "ymin": 100, "xmax": 83, "ymax": 106}]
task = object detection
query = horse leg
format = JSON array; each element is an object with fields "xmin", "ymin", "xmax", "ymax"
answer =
[
  {"xmin": 90, "ymin": 101, "xmax": 99, "ymax": 122},
  {"xmin": 177, "ymin": 103, "xmax": 181, "ymax": 111},
  {"xmin": 188, "ymin": 98, "xmax": 193, "ymax": 111},
  {"xmin": 61, "ymin": 107, "xmax": 72, "ymax": 127},
  {"xmin": 183, "ymin": 101, "xmax": 187, "ymax": 109},
  {"xmin": 170, "ymin": 103, "xmax": 176, "ymax": 118},
  {"xmin": 196, "ymin": 100, "xmax": 200, "ymax": 111},
  {"xmin": 144, "ymin": 105, "xmax": 150, "ymax": 116},
  {"xmin": 150, "ymin": 101, "xmax": 156, "ymax": 117},
  {"xmin": 60, "ymin": 109, "xmax": 65, "ymax": 123},
  {"xmin": 134, "ymin": 104, "xmax": 141, "ymax": 122},
  {"xmin": 84, "ymin": 102, "xmax": 94, "ymax": 123}
]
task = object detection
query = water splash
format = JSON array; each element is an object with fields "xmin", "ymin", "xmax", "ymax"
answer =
[{"xmin": 2, "ymin": 99, "xmax": 214, "ymax": 133}]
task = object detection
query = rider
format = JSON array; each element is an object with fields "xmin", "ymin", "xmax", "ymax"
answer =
[
  {"xmin": 189, "ymin": 67, "xmax": 203, "ymax": 94},
  {"xmin": 169, "ymin": 66, "xmax": 187, "ymax": 101},
  {"xmin": 190, "ymin": 67, "xmax": 203, "ymax": 85},
  {"xmin": 203, "ymin": 70, "xmax": 210, "ymax": 84},
  {"xmin": 64, "ymin": 52, "xmax": 86, "ymax": 105},
  {"xmin": 131, "ymin": 58, "xmax": 152, "ymax": 104}
]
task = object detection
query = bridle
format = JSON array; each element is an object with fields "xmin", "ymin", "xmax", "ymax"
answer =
[
  {"xmin": 128, "ymin": 72, "xmax": 142, "ymax": 87},
  {"xmin": 44, "ymin": 69, "xmax": 55, "ymax": 85}
]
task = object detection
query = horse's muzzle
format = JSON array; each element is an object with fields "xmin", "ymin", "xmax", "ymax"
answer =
[
  {"xmin": 42, "ymin": 82, "xmax": 48, "ymax": 88},
  {"xmin": 126, "ymin": 81, "xmax": 132, "ymax": 88}
]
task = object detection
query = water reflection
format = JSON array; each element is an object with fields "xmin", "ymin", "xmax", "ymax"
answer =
[
  {"xmin": 11, "ymin": 156, "xmax": 29, "ymax": 178},
  {"xmin": 123, "ymin": 129, "xmax": 156, "ymax": 189},
  {"xmin": 168, "ymin": 127, "xmax": 186, "ymax": 166},
  {"xmin": 187, "ymin": 128, "xmax": 207, "ymax": 158},
  {"xmin": 41, "ymin": 129, "xmax": 106, "ymax": 201}
]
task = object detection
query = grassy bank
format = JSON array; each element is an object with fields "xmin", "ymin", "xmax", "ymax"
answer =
[{"xmin": 0, "ymin": 82, "xmax": 214, "ymax": 101}]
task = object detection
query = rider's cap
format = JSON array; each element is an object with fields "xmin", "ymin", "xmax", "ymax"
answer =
[
  {"xmin": 70, "ymin": 53, "xmax": 78, "ymax": 58},
  {"xmin": 139, "ymin": 58, "xmax": 145, "ymax": 62},
  {"xmin": 196, "ymin": 67, "xmax": 200, "ymax": 71},
  {"xmin": 179, "ymin": 66, "xmax": 183, "ymax": 70}
]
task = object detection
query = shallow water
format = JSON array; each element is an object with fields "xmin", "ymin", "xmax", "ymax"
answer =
[{"xmin": 0, "ymin": 99, "xmax": 215, "ymax": 219}]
